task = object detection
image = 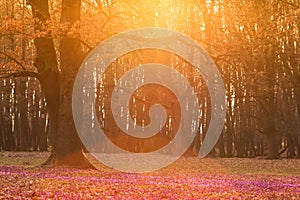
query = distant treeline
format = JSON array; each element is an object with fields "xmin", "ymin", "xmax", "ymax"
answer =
[
  {"xmin": 0, "ymin": 74, "xmax": 299, "ymax": 159},
  {"xmin": 0, "ymin": 77, "xmax": 49, "ymax": 151}
]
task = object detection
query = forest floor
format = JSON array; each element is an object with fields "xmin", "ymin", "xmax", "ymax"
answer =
[{"xmin": 0, "ymin": 151, "xmax": 299, "ymax": 199}]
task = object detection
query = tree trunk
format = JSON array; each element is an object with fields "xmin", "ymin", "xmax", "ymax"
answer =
[
  {"xmin": 218, "ymin": 132, "xmax": 226, "ymax": 157},
  {"xmin": 28, "ymin": 0, "xmax": 60, "ymax": 150},
  {"xmin": 29, "ymin": 0, "xmax": 92, "ymax": 168},
  {"xmin": 17, "ymin": 78, "xmax": 31, "ymax": 151},
  {"xmin": 264, "ymin": 124, "xmax": 278, "ymax": 159},
  {"xmin": 287, "ymin": 134, "xmax": 296, "ymax": 158},
  {"xmin": 53, "ymin": 0, "xmax": 92, "ymax": 168}
]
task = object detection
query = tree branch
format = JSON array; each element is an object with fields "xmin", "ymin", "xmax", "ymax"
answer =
[
  {"xmin": 0, "ymin": 51, "xmax": 26, "ymax": 70},
  {"xmin": 0, "ymin": 71, "xmax": 40, "ymax": 80},
  {"xmin": 71, "ymin": 38, "xmax": 93, "ymax": 51}
]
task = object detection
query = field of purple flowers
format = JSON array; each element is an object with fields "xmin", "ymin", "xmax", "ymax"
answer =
[{"xmin": 0, "ymin": 152, "xmax": 299, "ymax": 199}]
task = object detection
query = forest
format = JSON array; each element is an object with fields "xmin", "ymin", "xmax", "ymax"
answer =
[
  {"xmin": 1, "ymin": 0, "xmax": 300, "ymax": 199},
  {"xmin": 0, "ymin": 0, "xmax": 300, "ymax": 164}
]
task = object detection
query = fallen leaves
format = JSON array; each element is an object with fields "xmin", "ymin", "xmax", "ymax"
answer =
[
  {"xmin": 0, "ymin": 153, "xmax": 300, "ymax": 199},
  {"xmin": 0, "ymin": 165, "xmax": 299, "ymax": 199}
]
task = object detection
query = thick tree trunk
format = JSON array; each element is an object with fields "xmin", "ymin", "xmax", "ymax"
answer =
[
  {"xmin": 52, "ymin": 0, "xmax": 92, "ymax": 168},
  {"xmin": 28, "ymin": 0, "xmax": 60, "ymax": 153},
  {"xmin": 29, "ymin": 0, "xmax": 92, "ymax": 168}
]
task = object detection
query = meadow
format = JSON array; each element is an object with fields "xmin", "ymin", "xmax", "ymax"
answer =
[{"xmin": 0, "ymin": 152, "xmax": 299, "ymax": 199}]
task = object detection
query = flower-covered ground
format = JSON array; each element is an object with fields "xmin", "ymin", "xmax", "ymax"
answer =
[{"xmin": 0, "ymin": 152, "xmax": 299, "ymax": 199}]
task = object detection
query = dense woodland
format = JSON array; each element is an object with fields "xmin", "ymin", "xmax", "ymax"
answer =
[{"xmin": 0, "ymin": 0, "xmax": 300, "ymax": 165}]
